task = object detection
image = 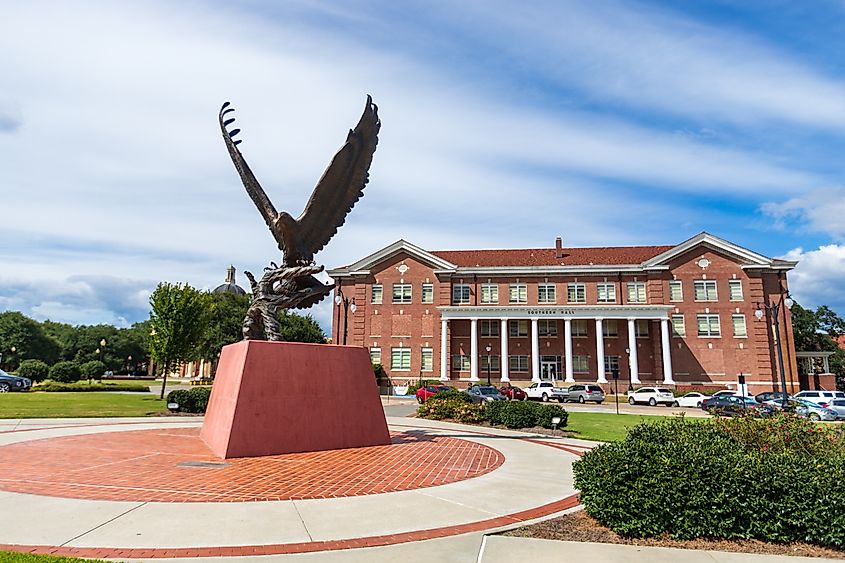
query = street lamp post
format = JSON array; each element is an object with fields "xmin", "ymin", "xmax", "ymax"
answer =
[
  {"xmin": 485, "ymin": 344, "xmax": 492, "ymax": 386},
  {"xmin": 755, "ymin": 293, "xmax": 794, "ymax": 409},
  {"xmin": 625, "ymin": 347, "xmax": 632, "ymax": 393},
  {"xmin": 334, "ymin": 287, "xmax": 357, "ymax": 345}
]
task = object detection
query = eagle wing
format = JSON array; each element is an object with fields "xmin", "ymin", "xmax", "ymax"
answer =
[
  {"xmin": 295, "ymin": 96, "xmax": 380, "ymax": 258},
  {"xmin": 218, "ymin": 102, "xmax": 283, "ymax": 250}
]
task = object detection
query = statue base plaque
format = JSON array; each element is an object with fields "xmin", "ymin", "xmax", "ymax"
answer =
[{"xmin": 200, "ymin": 340, "xmax": 391, "ymax": 458}]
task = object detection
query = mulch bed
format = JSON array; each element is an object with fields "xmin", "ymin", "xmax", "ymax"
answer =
[{"xmin": 502, "ymin": 510, "xmax": 845, "ymax": 559}]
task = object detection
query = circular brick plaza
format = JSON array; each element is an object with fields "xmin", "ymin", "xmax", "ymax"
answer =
[{"xmin": 0, "ymin": 427, "xmax": 504, "ymax": 502}]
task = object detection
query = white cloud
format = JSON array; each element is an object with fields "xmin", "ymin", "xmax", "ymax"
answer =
[
  {"xmin": 782, "ymin": 245, "xmax": 845, "ymax": 312},
  {"xmin": 762, "ymin": 187, "xmax": 845, "ymax": 239}
]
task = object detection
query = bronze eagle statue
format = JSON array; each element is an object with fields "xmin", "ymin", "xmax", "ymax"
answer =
[{"xmin": 218, "ymin": 96, "xmax": 380, "ymax": 340}]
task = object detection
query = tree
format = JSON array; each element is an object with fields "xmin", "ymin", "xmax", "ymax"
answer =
[
  {"xmin": 0, "ymin": 312, "xmax": 61, "ymax": 369},
  {"xmin": 790, "ymin": 301, "xmax": 845, "ymax": 390},
  {"xmin": 197, "ymin": 292, "xmax": 250, "ymax": 374},
  {"xmin": 17, "ymin": 359, "xmax": 50, "ymax": 382},
  {"xmin": 148, "ymin": 283, "xmax": 208, "ymax": 399},
  {"xmin": 278, "ymin": 310, "xmax": 326, "ymax": 343}
]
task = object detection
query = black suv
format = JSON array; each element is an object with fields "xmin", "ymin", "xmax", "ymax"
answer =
[{"xmin": 0, "ymin": 369, "xmax": 32, "ymax": 392}]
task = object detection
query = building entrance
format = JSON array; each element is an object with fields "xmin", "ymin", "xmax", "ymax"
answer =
[{"xmin": 540, "ymin": 359, "xmax": 558, "ymax": 381}]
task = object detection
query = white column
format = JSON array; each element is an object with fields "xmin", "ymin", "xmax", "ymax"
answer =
[
  {"xmin": 531, "ymin": 317, "xmax": 541, "ymax": 382},
  {"xmin": 627, "ymin": 318, "xmax": 641, "ymax": 385},
  {"xmin": 564, "ymin": 318, "xmax": 574, "ymax": 382},
  {"xmin": 595, "ymin": 318, "xmax": 607, "ymax": 383},
  {"xmin": 470, "ymin": 318, "xmax": 480, "ymax": 382},
  {"xmin": 500, "ymin": 318, "xmax": 510, "ymax": 382},
  {"xmin": 440, "ymin": 319, "xmax": 448, "ymax": 381},
  {"xmin": 661, "ymin": 318, "xmax": 674, "ymax": 384}
]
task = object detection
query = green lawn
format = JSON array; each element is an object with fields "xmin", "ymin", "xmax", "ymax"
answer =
[
  {"xmin": 565, "ymin": 412, "xmax": 670, "ymax": 442},
  {"xmin": 0, "ymin": 392, "xmax": 167, "ymax": 418},
  {"xmin": 0, "ymin": 552, "xmax": 105, "ymax": 562}
]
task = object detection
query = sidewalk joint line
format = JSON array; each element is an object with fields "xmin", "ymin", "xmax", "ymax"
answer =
[
  {"xmin": 59, "ymin": 502, "xmax": 148, "ymax": 547},
  {"xmin": 292, "ymin": 500, "xmax": 314, "ymax": 542},
  {"xmin": 476, "ymin": 534, "xmax": 488, "ymax": 563}
]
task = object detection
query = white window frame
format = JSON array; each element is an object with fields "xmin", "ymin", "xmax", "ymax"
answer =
[
  {"xmin": 509, "ymin": 355, "xmax": 529, "ymax": 373},
  {"xmin": 371, "ymin": 284, "xmax": 383, "ymax": 304},
  {"xmin": 635, "ymin": 319, "xmax": 649, "ymax": 338},
  {"xmin": 421, "ymin": 283, "xmax": 434, "ymax": 304},
  {"xmin": 421, "ymin": 348, "xmax": 434, "ymax": 371},
  {"xmin": 571, "ymin": 319, "xmax": 588, "ymax": 337},
  {"xmin": 627, "ymin": 282, "xmax": 646, "ymax": 303},
  {"xmin": 391, "ymin": 347, "xmax": 411, "ymax": 371},
  {"xmin": 451, "ymin": 354, "xmax": 471, "ymax": 371},
  {"xmin": 509, "ymin": 319, "xmax": 529, "ymax": 337},
  {"xmin": 671, "ymin": 315, "xmax": 685, "ymax": 337},
  {"xmin": 567, "ymin": 283, "xmax": 586, "ymax": 304},
  {"xmin": 480, "ymin": 319, "xmax": 500, "ymax": 337},
  {"xmin": 538, "ymin": 319, "xmax": 558, "ymax": 337},
  {"xmin": 538, "ymin": 283, "xmax": 556, "ymax": 304},
  {"xmin": 370, "ymin": 347, "xmax": 382, "ymax": 364},
  {"xmin": 392, "ymin": 283, "xmax": 412, "ymax": 304},
  {"xmin": 697, "ymin": 314, "xmax": 721, "ymax": 337},
  {"xmin": 481, "ymin": 355, "xmax": 500, "ymax": 372},
  {"xmin": 732, "ymin": 314, "xmax": 747, "ymax": 338},
  {"xmin": 728, "ymin": 280, "xmax": 744, "ymax": 302},
  {"xmin": 480, "ymin": 283, "xmax": 499, "ymax": 304},
  {"xmin": 572, "ymin": 355, "xmax": 589, "ymax": 373},
  {"xmin": 603, "ymin": 355, "xmax": 620, "ymax": 375},
  {"xmin": 509, "ymin": 283, "xmax": 527, "ymax": 304},
  {"xmin": 597, "ymin": 283, "xmax": 616, "ymax": 303},
  {"xmin": 694, "ymin": 280, "xmax": 718, "ymax": 302},
  {"xmin": 602, "ymin": 319, "xmax": 619, "ymax": 338},
  {"xmin": 669, "ymin": 280, "xmax": 683, "ymax": 302},
  {"xmin": 452, "ymin": 284, "xmax": 471, "ymax": 305}
]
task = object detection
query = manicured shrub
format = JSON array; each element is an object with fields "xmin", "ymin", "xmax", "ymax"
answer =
[
  {"xmin": 499, "ymin": 400, "xmax": 538, "ymax": 429},
  {"xmin": 79, "ymin": 360, "xmax": 106, "ymax": 380},
  {"xmin": 16, "ymin": 359, "xmax": 50, "ymax": 382},
  {"xmin": 485, "ymin": 400, "xmax": 507, "ymax": 425},
  {"xmin": 48, "ymin": 361, "xmax": 81, "ymax": 383},
  {"xmin": 433, "ymin": 389, "xmax": 473, "ymax": 403},
  {"xmin": 452, "ymin": 403, "xmax": 486, "ymax": 423},
  {"xmin": 37, "ymin": 381, "xmax": 150, "ymax": 392},
  {"xmin": 573, "ymin": 413, "xmax": 845, "ymax": 549},
  {"xmin": 535, "ymin": 403, "xmax": 568, "ymax": 429},
  {"xmin": 166, "ymin": 386, "xmax": 213, "ymax": 413}
]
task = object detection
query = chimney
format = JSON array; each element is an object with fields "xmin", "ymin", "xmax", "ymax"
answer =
[{"xmin": 555, "ymin": 237, "xmax": 564, "ymax": 259}]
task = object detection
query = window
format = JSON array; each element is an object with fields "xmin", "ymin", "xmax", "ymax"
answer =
[
  {"xmin": 571, "ymin": 320, "xmax": 588, "ymax": 337},
  {"xmin": 602, "ymin": 320, "xmax": 618, "ymax": 338},
  {"xmin": 627, "ymin": 282, "xmax": 646, "ymax": 303},
  {"xmin": 370, "ymin": 347, "xmax": 382, "ymax": 364},
  {"xmin": 567, "ymin": 283, "xmax": 586, "ymax": 303},
  {"xmin": 421, "ymin": 283, "xmax": 434, "ymax": 304},
  {"xmin": 729, "ymin": 280, "xmax": 743, "ymax": 301},
  {"xmin": 635, "ymin": 319, "xmax": 650, "ymax": 338},
  {"xmin": 732, "ymin": 315, "xmax": 747, "ymax": 338},
  {"xmin": 452, "ymin": 284, "xmax": 471, "ymax": 304},
  {"xmin": 391, "ymin": 347, "xmax": 411, "ymax": 370},
  {"xmin": 538, "ymin": 283, "xmax": 556, "ymax": 304},
  {"xmin": 371, "ymin": 284, "xmax": 383, "ymax": 304},
  {"xmin": 539, "ymin": 319, "xmax": 558, "ymax": 337},
  {"xmin": 694, "ymin": 280, "xmax": 718, "ymax": 301},
  {"xmin": 697, "ymin": 314, "xmax": 721, "ymax": 337},
  {"xmin": 509, "ymin": 320, "xmax": 529, "ymax": 337},
  {"xmin": 509, "ymin": 355, "xmax": 529, "ymax": 372},
  {"xmin": 480, "ymin": 319, "xmax": 500, "ymax": 337},
  {"xmin": 421, "ymin": 348, "xmax": 433, "ymax": 371},
  {"xmin": 604, "ymin": 355, "xmax": 620, "ymax": 375},
  {"xmin": 392, "ymin": 283, "xmax": 412, "ymax": 303},
  {"xmin": 572, "ymin": 355, "xmax": 589, "ymax": 373},
  {"xmin": 451, "ymin": 354, "xmax": 471, "ymax": 371},
  {"xmin": 480, "ymin": 283, "xmax": 499, "ymax": 304},
  {"xmin": 481, "ymin": 355, "xmax": 500, "ymax": 372},
  {"xmin": 669, "ymin": 281, "xmax": 683, "ymax": 302},
  {"xmin": 509, "ymin": 283, "xmax": 527, "ymax": 303},
  {"xmin": 671, "ymin": 315, "xmax": 685, "ymax": 337},
  {"xmin": 597, "ymin": 283, "xmax": 616, "ymax": 303}
]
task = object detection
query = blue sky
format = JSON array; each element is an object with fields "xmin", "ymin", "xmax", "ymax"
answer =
[{"xmin": 2, "ymin": 0, "xmax": 845, "ymax": 332}]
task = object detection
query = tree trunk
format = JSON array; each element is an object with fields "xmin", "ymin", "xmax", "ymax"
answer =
[{"xmin": 159, "ymin": 361, "xmax": 169, "ymax": 400}]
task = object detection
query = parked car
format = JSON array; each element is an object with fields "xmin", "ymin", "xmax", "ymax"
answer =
[
  {"xmin": 465, "ymin": 385, "xmax": 507, "ymax": 403},
  {"xmin": 0, "ymin": 368, "xmax": 32, "ymax": 393},
  {"xmin": 674, "ymin": 391, "xmax": 709, "ymax": 408},
  {"xmin": 524, "ymin": 381, "xmax": 567, "ymax": 402},
  {"xmin": 702, "ymin": 395, "xmax": 775, "ymax": 417},
  {"xmin": 827, "ymin": 398, "xmax": 845, "ymax": 420},
  {"xmin": 712, "ymin": 390, "xmax": 742, "ymax": 398},
  {"xmin": 794, "ymin": 390, "xmax": 845, "ymax": 408},
  {"xmin": 415, "ymin": 385, "xmax": 452, "ymax": 403},
  {"xmin": 499, "ymin": 385, "xmax": 527, "ymax": 400},
  {"xmin": 754, "ymin": 391, "xmax": 792, "ymax": 406},
  {"xmin": 628, "ymin": 387, "xmax": 675, "ymax": 406},
  {"xmin": 783, "ymin": 398, "xmax": 839, "ymax": 422},
  {"xmin": 563, "ymin": 384, "xmax": 605, "ymax": 404}
]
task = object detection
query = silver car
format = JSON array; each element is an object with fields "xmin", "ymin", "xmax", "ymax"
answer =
[
  {"xmin": 786, "ymin": 398, "xmax": 838, "ymax": 422},
  {"xmin": 564, "ymin": 384, "xmax": 605, "ymax": 404},
  {"xmin": 827, "ymin": 398, "xmax": 845, "ymax": 420}
]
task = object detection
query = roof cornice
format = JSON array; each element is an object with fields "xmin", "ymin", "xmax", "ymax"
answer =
[{"xmin": 327, "ymin": 239, "xmax": 457, "ymax": 278}]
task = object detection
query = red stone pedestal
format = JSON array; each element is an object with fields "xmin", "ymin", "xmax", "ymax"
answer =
[{"xmin": 200, "ymin": 340, "xmax": 391, "ymax": 458}]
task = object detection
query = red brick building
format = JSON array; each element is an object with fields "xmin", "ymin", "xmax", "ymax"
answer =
[{"xmin": 328, "ymin": 232, "xmax": 801, "ymax": 393}]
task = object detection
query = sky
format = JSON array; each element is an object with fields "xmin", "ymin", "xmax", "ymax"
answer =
[{"xmin": 2, "ymin": 0, "xmax": 845, "ymax": 333}]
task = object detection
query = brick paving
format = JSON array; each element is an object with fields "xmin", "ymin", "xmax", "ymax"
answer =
[{"xmin": 0, "ymin": 427, "xmax": 504, "ymax": 502}]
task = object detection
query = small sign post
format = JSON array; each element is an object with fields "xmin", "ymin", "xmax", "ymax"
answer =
[{"xmin": 612, "ymin": 367, "xmax": 620, "ymax": 415}]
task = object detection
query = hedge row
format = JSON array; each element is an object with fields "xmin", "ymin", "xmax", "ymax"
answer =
[
  {"xmin": 36, "ymin": 381, "xmax": 150, "ymax": 393},
  {"xmin": 166, "ymin": 387, "xmax": 213, "ymax": 413},
  {"xmin": 417, "ymin": 391, "xmax": 568, "ymax": 430},
  {"xmin": 573, "ymin": 414, "xmax": 845, "ymax": 549}
]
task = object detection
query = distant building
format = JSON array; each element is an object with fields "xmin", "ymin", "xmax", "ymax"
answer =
[
  {"xmin": 328, "ymin": 232, "xmax": 805, "ymax": 394},
  {"xmin": 213, "ymin": 265, "xmax": 247, "ymax": 296}
]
